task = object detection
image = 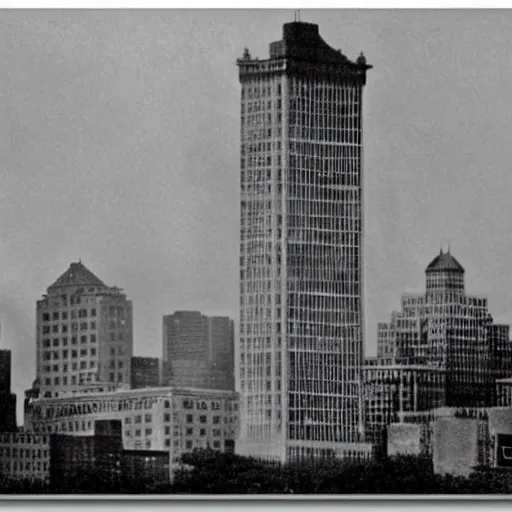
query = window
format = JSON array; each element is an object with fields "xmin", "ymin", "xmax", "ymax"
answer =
[
  {"xmin": 91, "ymin": 334, "xmax": 96, "ymax": 343},
  {"xmin": 71, "ymin": 350, "xmax": 77, "ymax": 358},
  {"xmin": 145, "ymin": 428, "xmax": 152, "ymax": 436},
  {"xmin": 165, "ymin": 439, "xmax": 170, "ymax": 447},
  {"xmin": 135, "ymin": 415, "xmax": 141, "ymax": 424},
  {"xmin": 80, "ymin": 361, "xmax": 86, "ymax": 369},
  {"xmin": 71, "ymin": 376, "xmax": 77, "ymax": 384},
  {"xmin": 118, "ymin": 373, "xmax": 123, "ymax": 382},
  {"xmin": 199, "ymin": 415, "xmax": 207, "ymax": 424},
  {"xmin": 186, "ymin": 414, "xmax": 193, "ymax": 423},
  {"xmin": 145, "ymin": 414, "xmax": 152, "ymax": 423},
  {"xmin": 72, "ymin": 363, "xmax": 77, "ymax": 370},
  {"xmin": 91, "ymin": 348, "xmax": 96, "ymax": 356},
  {"xmin": 165, "ymin": 426, "xmax": 170, "ymax": 435},
  {"xmin": 90, "ymin": 321, "xmax": 96, "ymax": 330},
  {"xmin": 125, "ymin": 417, "xmax": 131, "ymax": 424},
  {"xmin": 62, "ymin": 325, "xmax": 68, "ymax": 333},
  {"xmin": 109, "ymin": 373, "xmax": 115, "ymax": 382},
  {"xmin": 52, "ymin": 364, "xmax": 59, "ymax": 372},
  {"xmin": 52, "ymin": 324, "xmax": 59, "ymax": 333},
  {"xmin": 200, "ymin": 428, "xmax": 206, "ymax": 437},
  {"xmin": 186, "ymin": 441, "xmax": 193, "ymax": 450},
  {"xmin": 164, "ymin": 400, "xmax": 170, "ymax": 408},
  {"xmin": 91, "ymin": 308, "xmax": 96, "ymax": 317},
  {"xmin": 54, "ymin": 377, "xmax": 60, "ymax": 385},
  {"xmin": 71, "ymin": 336, "xmax": 77, "ymax": 345},
  {"xmin": 80, "ymin": 349, "xmax": 87, "ymax": 356},
  {"xmin": 42, "ymin": 313, "xmax": 50, "ymax": 322},
  {"xmin": 213, "ymin": 441, "xmax": 221, "ymax": 449},
  {"xmin": 213, "ymin": 416, "xmax": 220, "ymax": 424},
  {"xmin": 80, "ymin": 335, "xmax": 87, "ymax": 344},
  {"xmin": 62, "ymin": 337, "xmax": 68, "ymax": 346},
  {"xmin": 164, "ymin": 413, "xmax": 170, "ymax": 422},
  {"xmin": 43, "ymin": 339, "xmax": 50, "ymax": 348},
  {"xmin": 135, "ymin": 430, "xmax": 141, "ymax": 437},
  {"xmin": 125, "ymin": 430, "xmax": 131, "ymax": 437},
  {"xmin": 62, "ymin": 312, "xmax": 68, "ymax": 320}
]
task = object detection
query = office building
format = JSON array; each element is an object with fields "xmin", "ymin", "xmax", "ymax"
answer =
[
  {"xmin": 374, "ymin": 249, "xmax": 510, "ymax": 408},
  {"xmin": 36, "ymin": 261, "xmax": 133, "ymax": 398},
  {"xmin": 131, "ymin": 356, "xmax": 161, "ymax": 389},
  {"xmin": 0, "ymin": 349, "xmax": 17, "ymax": 432},
  {"xmin": 24, "ymin": 386, "xmax": 239, "ymax": 471},
  {"xmin": 237, "ymin": 21, "xmax": 372, "ymax": 462},
  {"xmin": 163, "ymin": 311, "xmax": 235, "ymax": 391}
]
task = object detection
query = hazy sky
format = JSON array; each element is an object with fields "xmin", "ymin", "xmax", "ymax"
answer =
[{"xmin": 1, "ymin": 9, "xmax": 512, "ymax": 422}]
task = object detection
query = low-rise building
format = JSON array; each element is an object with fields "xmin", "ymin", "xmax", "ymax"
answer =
[
  {"xmin": 0, "ymin": 433, "xmax": 51, "ymax": 484},
  {"xmin": 25, "ymin": 386, "xmax": 239, "ymax": 469}
]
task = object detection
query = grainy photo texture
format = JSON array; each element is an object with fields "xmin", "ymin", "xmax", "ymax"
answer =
[{"xmin": 0, "ymin": 8, "xmax": 511, "ymax": 497}]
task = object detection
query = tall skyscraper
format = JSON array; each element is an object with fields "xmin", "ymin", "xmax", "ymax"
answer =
[
  {"xmin": 36, "ymin": 261, "xmax": 133, "ymax": 398},
  {"xmin": 162, "ymin": 311, "xmax": 235, "ymax": 391},
  {"xmin": 237, "ymin": 21, "xmax": 372, "ymax": 462}
]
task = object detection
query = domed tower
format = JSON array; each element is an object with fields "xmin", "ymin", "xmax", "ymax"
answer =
[{"xmin": 425, "ymin": 248, "xmax": 465, "ymax": 296}]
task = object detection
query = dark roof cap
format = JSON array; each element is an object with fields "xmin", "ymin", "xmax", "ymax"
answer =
[{"xmin": 425, "ymin": 250, "xmax": 465, "ymax": 273}]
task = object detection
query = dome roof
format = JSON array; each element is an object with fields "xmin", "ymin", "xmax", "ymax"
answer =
[{"xmin": 425, "ymin": 250, "xmax": 465, "ymax": 273}]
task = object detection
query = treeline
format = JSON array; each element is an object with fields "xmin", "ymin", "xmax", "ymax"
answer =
[{"xmin": 1, "ymin": 451, "xmax": 512, "ymax": 494}]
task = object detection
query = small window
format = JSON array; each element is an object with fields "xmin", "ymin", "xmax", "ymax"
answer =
[{"xmin": 186, "ymin": 414, "xmax": 193, "ymax": 423}]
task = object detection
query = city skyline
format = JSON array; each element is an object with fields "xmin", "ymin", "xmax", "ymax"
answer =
[{"xmin": 2, "ymin": 9, "xmax": 512, "ymax": 425}]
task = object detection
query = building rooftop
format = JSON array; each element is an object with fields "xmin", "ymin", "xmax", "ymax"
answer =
[
  {"xmin": 425, "ymin": 250, "xmax": 465, "ymax": 274},
  {"xmin": 48, "ymin": 261, "xmax": 106, "ymax": 290}
]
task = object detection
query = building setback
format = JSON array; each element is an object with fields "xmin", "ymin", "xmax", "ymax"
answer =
[
  {"xmin": 35, "ymin": 261, "xmax": 133, "ymax": 399},
  {"xmin": 162, "ymin": 311, "xmax": 235, "ymax": 391},
  {"xmin": 237, "ymin": 21, "xmax": 372, "ymax": 463}
]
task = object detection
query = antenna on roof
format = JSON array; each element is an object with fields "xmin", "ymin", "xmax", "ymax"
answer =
[{"xmin": 294, "ymin": 9, "xmax": 301, "ymax": 22}]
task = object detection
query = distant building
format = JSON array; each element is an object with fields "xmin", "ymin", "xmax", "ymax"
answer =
[
  {"xmin": 363, "ymin": 362, "xmax": 445, "ymax": 453},
  {"xmin": 372, "ymin": 250, "xmax": 511, "ymax": 408},
  {"xmin": 131, "ymin": 357, "xmax": 161, "ymax": 389},
  {"xmin": 162, "ymin": 311, "xmax": 234, "ymax": 391},
  {"xmin": 24, "ymin": 386, "xmax": 239, "ymax": 472},
  {"xmin": 0, "ymin": 349, "xmax": 17, "ymax": 432},
  {"xmin": 35, "ymin": 261, "xmax": 133, "ymax": 398}
]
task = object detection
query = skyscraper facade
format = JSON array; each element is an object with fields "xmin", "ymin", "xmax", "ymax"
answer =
[
  {"xmin": 36, "ymin": 261, "xmax": 133, "ymax": 398},
  {"xmin": 162, "ymin": 311, "xmax": 235, "ymax": 391},
  {"xmin": 237, "ymin": 21, "xmax": 371, "ymax": 462}
]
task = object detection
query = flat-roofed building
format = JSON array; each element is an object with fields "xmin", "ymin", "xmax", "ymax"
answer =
[{"xmin": 24, "ymin": 386, "xmax": 239, "ymax": 470}]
